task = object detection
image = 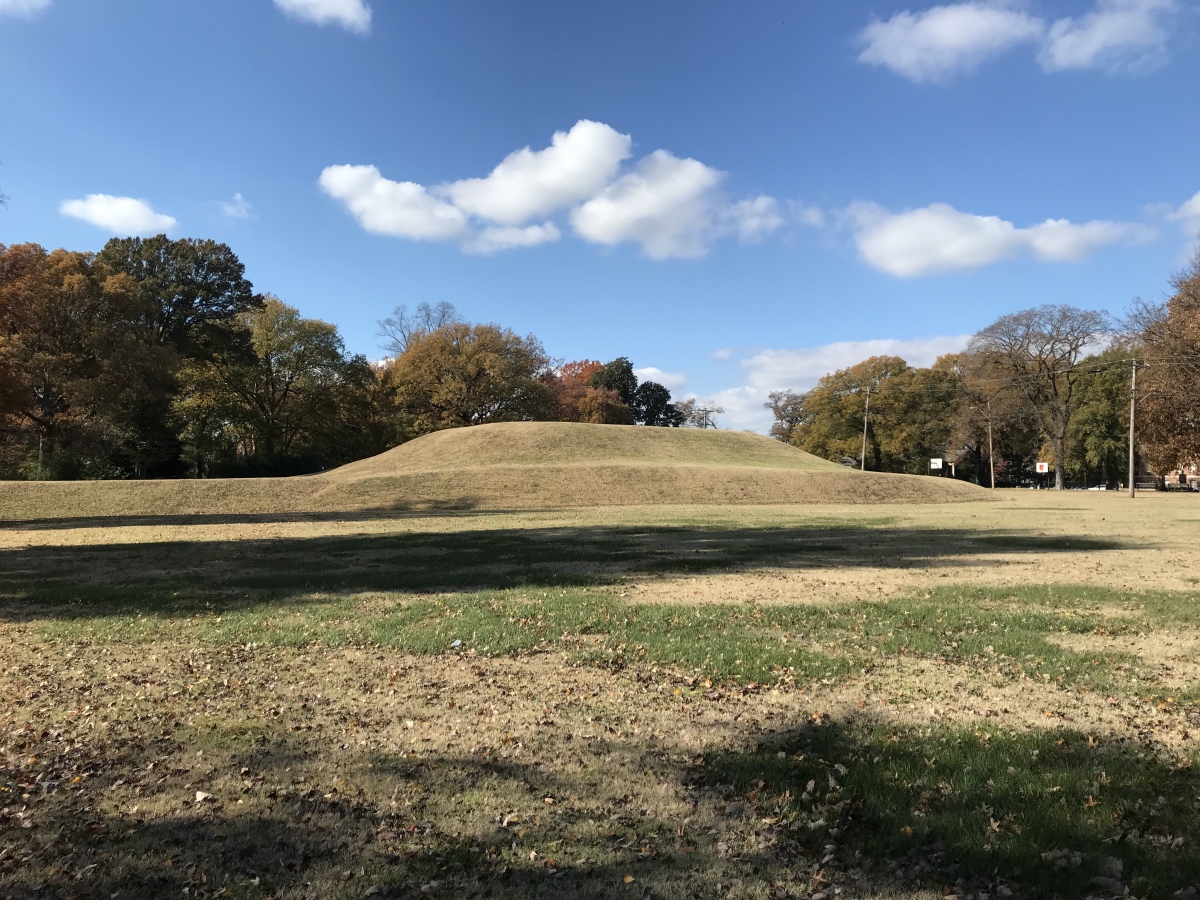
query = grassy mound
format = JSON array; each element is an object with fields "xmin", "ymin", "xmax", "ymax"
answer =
[
  {"xmin": 0, "ymin": 422, "xmax": 987, "ymax": 519},
  {"xmin": 332, "ymin": 422, "xmax": 841, "ymax": 476}
]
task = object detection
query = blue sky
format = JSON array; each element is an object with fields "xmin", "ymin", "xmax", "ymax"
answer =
[{"xmin": 2, "ymin": 0, "xmax": 1198, "ymax": 430}]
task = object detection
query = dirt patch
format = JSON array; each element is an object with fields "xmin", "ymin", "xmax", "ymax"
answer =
[{"xmin": 1048, "ymin": 629, "xmax": 1200, "ymax": 690}]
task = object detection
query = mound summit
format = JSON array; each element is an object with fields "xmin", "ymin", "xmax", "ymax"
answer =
[{"xmin": 0, "ymin": 422, "xmax": 987, "ymax": 520}]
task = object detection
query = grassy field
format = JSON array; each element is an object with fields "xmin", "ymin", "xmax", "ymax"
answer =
[
  {"xmin": 0, "ymin": 423, "xmax": 984, "ymax": 520},
  {"xmin": 1, "ymin": 497, "xmax": 1197, "ymax": 899},
  {"xmin": 1, "ymin": 432, "xmax": 1197, "ymax": 899}
]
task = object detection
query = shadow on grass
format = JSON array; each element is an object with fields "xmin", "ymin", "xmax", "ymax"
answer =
[
  {"xmin": 706, "ymin": 720, "xmax": 1200, "ymax": 898},
  {"xmin": 0, "ymin": 502, "xmax": 506, "ymax": 531},
  {"xmin": 0, "ymin": 523, "xmax": 1132, "ymax": 620},
  {"xmin": 4, "ymin": 718, "xmax": 1197, "ymax": 899}
]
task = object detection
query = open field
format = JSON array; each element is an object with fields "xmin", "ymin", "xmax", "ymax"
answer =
[{"xmin": 2, "ymin": 485, "xmax": 1198, "ymax": 900}]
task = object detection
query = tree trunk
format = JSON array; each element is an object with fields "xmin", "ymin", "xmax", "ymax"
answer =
[{"xmin": 1052, "ymin": 437, "xmax": 1066, "ymax": 489}]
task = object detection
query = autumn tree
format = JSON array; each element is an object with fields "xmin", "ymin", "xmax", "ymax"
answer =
[
  {"xmin": 0, "ymin": 244, "xmax": 173, "ymax": 478},
  {"xmin": 967, "ymin": 305, "xmax": 1109, "ymax": 489},
  {"xmin": 884, "ymin": 356, "xmax": 963, "ymax": 475},
  {"xmin": 386, "ymin": 323, "xmax": 554, "ymax": 435},
  {"xmin": 951, "ymin": 355, "xmax": 1040, "ymax": 486},
  {"xmin": 1134, "ymin": 252, "xmax": 1200, "ymax": 473},
  {"xmin": 174, "ymin": 297, "xmax": 368, "ymax": 474},
  {"xmin": 792, "ymin": 356, "xmax": 912, "ymax": 469},
  {"xmin": 549, "ymin": 360, "xmax": 632, "ymax": 424}
]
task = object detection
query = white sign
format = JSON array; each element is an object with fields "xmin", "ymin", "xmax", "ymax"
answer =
[
  {"xmin": 1036, "ymin": 462, "xmax": 1050, "ymax": 474},
  {"xmin": 930, "ymin": 458, "xmax": 943, "ymax": 470}
]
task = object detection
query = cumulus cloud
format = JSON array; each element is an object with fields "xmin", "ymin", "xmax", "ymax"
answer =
[
  {"xmin": 322, "ymin": 121, "xmax": 782, "ymax": 258},
  {"xmin": 274, "ymin": 0, "xmax": 371, "ymax": 33},
  {"xmin": 743, "ymin": 336, "xmax": 973, "ymax": 393},
  {"xmin": 698, "ymin": 335, "xmax": 973, "ymax": 432},
  {"xmin": 858, "ymin": 0, "xmax": 1179, "ymax": 81},
  {"xmin": 858, "ymin": 2, "xmax": 1044, "ymax": 83},
  {"xmin": 318, "ymin": 164, "xmax": 468, "ymax": 240},
  {"xmin": 1040, "ymin": 0, "xmax": 1177, "ymax": 73},
  {"xmin": 570, "ymin": 150, "xmax": 725, "ymax": 259},
  {"xmin": 634, "ymin": 367, "xmax": 687, "ymax": 392},
  {"xmin": 60, "ymin": 194, "xmax": 177, "ymax": 235},
  {"xmin": 220, "ymin": 193, "xmax": 253, "ymax": 220},
  {"xmin": 728, "ymin": 196, "xmax": 785, "ymax": 244},
  {"xmin": 1168, "ymin": 191, "xmax": 1200, "ymax": 236},
  {"xmin": 847, "ymin": 201, "xmax": 1153, "ymax": 277},
  {"xmin": 445, "ymin": 121, "xmax": 631, "ymax": 226},
  {"xmin": 464, "ymin": 223, "xmax": 561, "ymax": 255},
  {"xmin": 0, "ymin": 0, "xmax": 50, "ymax": 16}
]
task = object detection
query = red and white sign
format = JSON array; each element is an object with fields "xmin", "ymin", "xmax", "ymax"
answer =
[{"xmin": 1036, "ymin": 462, "xmax": 1050, "ymax": 473}]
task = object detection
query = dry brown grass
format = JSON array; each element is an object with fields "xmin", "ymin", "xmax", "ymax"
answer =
[
  {"xmin": 0, "ymin": 423, "xmax": 987, "ymax": 521},
  {"xmin": 4, "ymin": 487, "xmax": 1200, "ymax": 898}
]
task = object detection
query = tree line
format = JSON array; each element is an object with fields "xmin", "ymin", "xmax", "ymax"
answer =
[
  {"xmin": 0, "ymin": 237, "xmax": 696, "ymax": 480},
  {"xmin": 765, "ymin": 251, "xmax": 1200, "ymax": 489}
]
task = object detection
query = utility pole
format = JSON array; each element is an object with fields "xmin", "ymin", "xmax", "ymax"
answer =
[
  {"xmin": 860, "ymin": 387, "xmax": 871, "ymax": 472},
  {"xmin": 986, "ymin": 398, "xmax": 995, "ymax": 490},
  {"xmin": 1128, "ymin": 359, "xmax": 1139, "ymax": 499}
]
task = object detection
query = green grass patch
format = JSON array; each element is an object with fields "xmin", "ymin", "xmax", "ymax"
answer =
[
  {"xmin": 709, "ymin": 722, "xmax": 1200, "ymax": 897},
  {"xmin": 30, "ymin": 582, "xmax": 1200, "ymax": 694}
]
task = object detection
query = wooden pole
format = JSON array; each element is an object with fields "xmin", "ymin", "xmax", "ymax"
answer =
[
  {"xmin": 1128, "ymin": 360, "xmax": 1138, "ymax": 499},
  {"xmin": 860, "ymin": 388, "xmax": 871, "ymax": 472},
  {"xmin": 987, "ymin": 398, "xmax": 995, "ymax": 490}
]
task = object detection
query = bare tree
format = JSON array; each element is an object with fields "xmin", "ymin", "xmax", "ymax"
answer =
[
  {"xmin": 764, "ymin": 389, "xmax": 808, "ymax": 443},
  {"xmin": 968, "ymin": 304, "xmax": 1109, "ymax": 489},
  {"xmin": 378, "ymin": 302, "xmax": 462, "ymax": 356},
  {"xmin": 674, "ymin": 399, "xmax": 724, "ymax": 429}
]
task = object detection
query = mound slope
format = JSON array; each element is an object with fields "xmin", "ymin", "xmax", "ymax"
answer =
[
  {"xmin": 331, "ymin": 422, "xmax": 842, "ymax": 476},
  {"xmin": 0, "ymin": 422, "xmax": 987, "ymax": 520}
]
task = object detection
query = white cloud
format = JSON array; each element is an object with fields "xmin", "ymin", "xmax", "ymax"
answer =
[
  {"xmin": 0, "ymin": 0, "xmax": 49, "ymax": 16},
  {"xmin": 318, "ymin": 164, "xmax": 468, "ymax": 241},
  {"xmin": 743, "ymin": 336, "xmax": 973, "ymax": 393},
  {"xmin": 464, "ymin": 223, "xmax": 561, "ymax": 255},
  {"xmin": 322, "ymin": 121, "xmax": 781, "ymax": 258},
  {"xmin": 60, "ymin": 194, "xmax": 177, "ymax": 235},
  {"xmin": 789, "ymin": 200, "xmax": 826, "ymax": 229},
  {"xmin": 1040, "ymin": 0, "xmax": 1177, "ymax": 73},
  {"xmin": 858, "ymin": 3, "xmax": 1044, "ymax": 83},
  {"xmin": 700, "ymin": 335, "xmax": 973, "ymax": 432},
  {"xmin": 570, "ymin": 150, "xmax": 725, "ymax": 259},
  {"xmin": 692, "ymin": 385, "xmax": 769, "ymax": 432},
  {"xmin": 444, "ymin": 120, "xmax": 631, "ymax": 226},
  {"xmin": 847, "ymin": 201, "xmax": 1153, "ymax": 277},
  {"xmin": 711, "ymin": 348, "xmax": 734, "ymax": 361},
  {"xmin": 728, "ymin": 196, "xmax": 785, "ymax": 244},
  {"xmin": 634, "ymin": 367, "xmax": 687, "ymax": 392},
  {"xmin": 274, "ymin": 0, "xmax": 371, "ymax": 34},
  {"xmin": 1168, "ymin": 191, "xmax": 1200, "ymax": 236},
  {"xmin": 220, "ymin": 193, "xmax": 253, "ymax": 220}
]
